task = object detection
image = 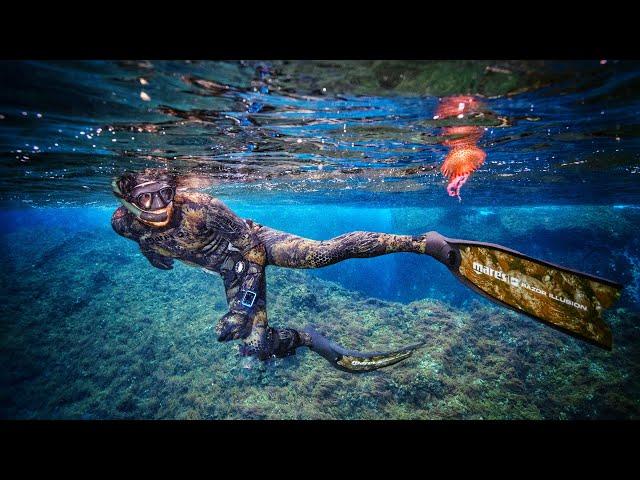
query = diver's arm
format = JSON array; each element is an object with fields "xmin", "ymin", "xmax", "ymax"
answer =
[
  {"xmin": 111, "ymin": 206, "xmax": 138, "ymax": 240},
  {"xmin": 112, "ymin": 207, "xmax": 174, "ymax": 270}
]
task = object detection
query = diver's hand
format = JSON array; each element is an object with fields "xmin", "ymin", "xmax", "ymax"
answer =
[
  {"xmin": 142, "ymin": 249, "xmax": 174, "ymax": 270},
  {"xmin": 215, "ymin": 311, "xmax": 253, "ymax": 341},
  {"xmin": 148, "ymin": 256, "xmax": 174, "ymax": 270}
]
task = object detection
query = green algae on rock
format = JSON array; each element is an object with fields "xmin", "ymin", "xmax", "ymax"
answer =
[{"xmin": 1, "ymin": 209, "xmax": 638, "ymax": 419}]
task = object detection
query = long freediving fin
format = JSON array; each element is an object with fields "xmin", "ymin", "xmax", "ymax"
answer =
[
  {"xmin": 423, "ymin": 232, "xmax": 623, "ymax": 349},
  {"xmin": 303, "ymin": 327, "xmax": 425, "ymax": 373}
]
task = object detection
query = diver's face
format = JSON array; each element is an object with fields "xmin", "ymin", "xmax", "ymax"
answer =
[{"xmin": 130, "ymin": 181, "xmax": 175, "ymax": 227}]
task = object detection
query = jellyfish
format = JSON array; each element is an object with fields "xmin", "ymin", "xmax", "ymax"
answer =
[{"xmin": 441, "ymin": 144, "xmax": 486, "ymax": 198}]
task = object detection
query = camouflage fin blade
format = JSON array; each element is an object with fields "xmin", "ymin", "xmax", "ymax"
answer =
[
  {"xmin": 334, "ymin": 342, "xmax": 425, "ymax": 373},
  {"xmin": 304, "ymin": 327, "xmax": 425, "ymax": 373},
  {"xmin": 444, "ymin": 238, "xmax": 623, "ymax": 350}
]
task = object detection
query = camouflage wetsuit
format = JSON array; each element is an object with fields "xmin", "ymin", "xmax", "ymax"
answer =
[{"xmin": 112, "ymin": 191, "xmax": 431, "ymax": 361}]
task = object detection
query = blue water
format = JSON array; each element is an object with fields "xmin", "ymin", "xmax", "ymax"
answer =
[{"xmin": 1, "ymin": 60, "xmax": 639, "ymax": 419}]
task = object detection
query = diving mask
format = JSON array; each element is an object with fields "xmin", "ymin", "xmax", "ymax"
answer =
[{"xmin": 112, "ymin": 175, "xmax": 176, "ymax": 227}]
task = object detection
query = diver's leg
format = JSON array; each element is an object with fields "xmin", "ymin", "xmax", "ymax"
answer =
[
  {"xmin": 257, "ymin": 226, "xmax": 429, "ymax": 268},
  {"xmin": 214, "ymin": 231, "xmax": 426, "ymax": 371},
  {"xmin": 242, "ymin": 319, "xmax": 423, "ymax": 372}
]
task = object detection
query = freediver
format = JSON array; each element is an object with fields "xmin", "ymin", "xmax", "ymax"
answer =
[{"xmin": 112, "ymin": 169, "xmax": 622, "ymax": 372}]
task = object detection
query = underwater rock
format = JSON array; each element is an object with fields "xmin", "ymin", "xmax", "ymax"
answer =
[
  {"xmin": 1, "ymin": 219, "xmax": 639, "ymax": 420},
  {"xmin": 91, "ymin": 270, "xmax": 111, "ymax": 289}
]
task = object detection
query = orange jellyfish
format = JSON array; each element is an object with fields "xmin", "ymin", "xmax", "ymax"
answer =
[{"xmin": 435, "ymin": 96, "xmax": 487, "ymax": 199}]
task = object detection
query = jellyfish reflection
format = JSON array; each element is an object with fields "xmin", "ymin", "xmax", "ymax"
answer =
[{"xmin": 436, "ymin": 96, "xmax": 487, "ymax": 199}]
